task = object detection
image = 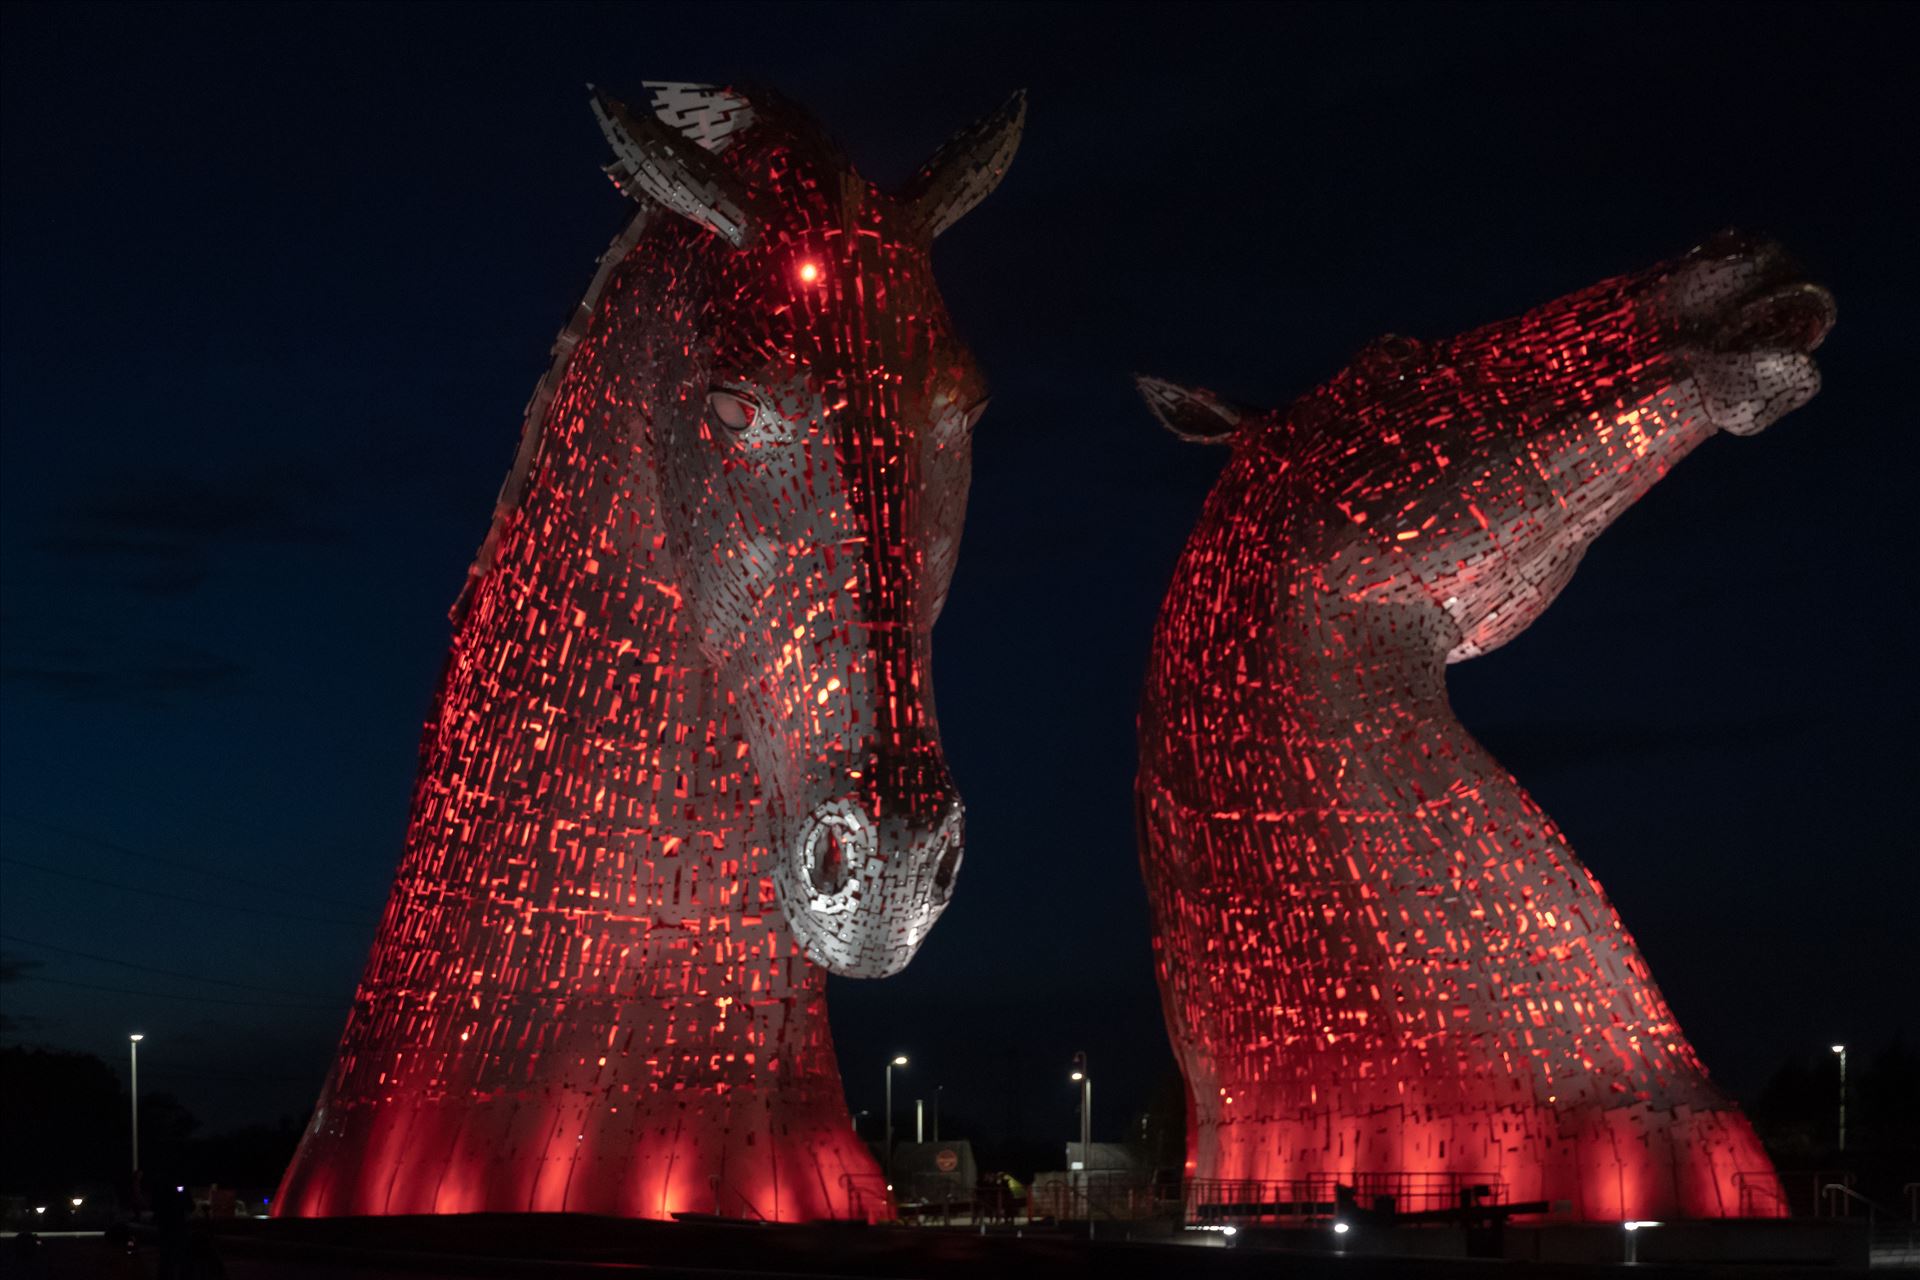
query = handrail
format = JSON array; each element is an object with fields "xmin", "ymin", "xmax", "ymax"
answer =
[
  {"xmin": 1822, "ymin": 1182, "xmax": 1885, "ymax": 1228},
  {"xmin": 1732, "ymin": 1170, "xmax": 1792, "ymax": 1217},
  {"xmin": 837, "ymin": 1170, "xmax": 893, "ymax": 1224},
  {"xmin": 707, "ymin": 1173, "xmax": 768, "ymax": 1222},
  {"xmin": 1185, "ymin": 1172, "xmax": 1506, "ymax": 1224}
]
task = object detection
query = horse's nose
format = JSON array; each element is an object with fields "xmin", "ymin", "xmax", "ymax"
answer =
[{"xmin": 780, "ymin": 794, "xmax": 965, "ymax": 978}]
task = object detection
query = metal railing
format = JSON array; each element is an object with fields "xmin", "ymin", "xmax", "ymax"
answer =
[
  {"xmin": 836, "ymin": 1171, "xmax": 894, "ymax": 1223},
  {"xmin": 1185, "ymin": 1172, "xmax": 1506, "ymax": 1224},
  {"xmin": 1733, "ymin": 1169, "xmax": 1793, "ymax": 1218},
  {"xmin": 1028, "ymin": 1171, "xmax": 1164, "ymax": 1222},
  {"xmin": 1821, "ymin": 1181, "xmax": 1883, "ymax": 1227}
]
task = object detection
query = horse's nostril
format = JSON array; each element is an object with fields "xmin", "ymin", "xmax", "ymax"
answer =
[
  {"xmin": 928, "ymin": 805, "xmax": 964, "ymax": 901},
  {"xmin": 811, "ymin": 829, "xmax": 850, "ymax": 897},
  {"xmin": 1716, "ymin": 282, "xmax": 1837, "ymax": 355},
  {"xmin": 932, "ymin": 839, "xmax": 961, "ymax": 895},
  {"xmin": 797, "ymin": 803, "xmax": 871, "ymax": 914}
]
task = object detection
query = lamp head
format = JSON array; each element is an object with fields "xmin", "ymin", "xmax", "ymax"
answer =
[{"xmin": 891, "ymin": 1055, "xmax": 909, "ymax": 1067}]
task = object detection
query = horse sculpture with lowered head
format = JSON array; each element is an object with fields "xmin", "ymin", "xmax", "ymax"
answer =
[
  {"xmin": 1137, "ymin": 232, "xmax": 1831, "ymax": 1220},
  {"xmin": 275, "ymin": 80, "xmax": 1021, "ymax": 1221}
]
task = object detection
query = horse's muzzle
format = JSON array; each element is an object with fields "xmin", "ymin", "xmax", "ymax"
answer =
[{"xmin": 775, "ymin": 794, "xmax": 965, "ymax": 978}]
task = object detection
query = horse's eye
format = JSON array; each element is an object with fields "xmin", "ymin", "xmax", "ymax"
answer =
[
  {"xmin": 962, "ymin": 398, "xmax": 991, "ymax": 431},
  {"xmin": 709, "ymin": 390, "xmax": 757, "ymax": 432}
]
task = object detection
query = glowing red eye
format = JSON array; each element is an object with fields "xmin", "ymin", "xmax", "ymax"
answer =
[
  {"xmin": 797, "ymin": 261, "xmax": 821, "ymax": 285},
  {"xmin": 708, "ymin": 390, "xmax": 756, "ymax": 432}
]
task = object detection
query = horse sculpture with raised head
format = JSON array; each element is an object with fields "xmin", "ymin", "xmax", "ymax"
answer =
[
  {"xmin": 1136, "ymin": 232, "xmax": 1831, "ymax": 1221},
  {"xmin": 275, "ymin": 81, "xmax": 1021, "ymax": 1222}
]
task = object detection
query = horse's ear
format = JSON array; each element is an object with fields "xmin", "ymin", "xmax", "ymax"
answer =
[
  {"xmin": 1136, "ymin": 375, "xmax": 1251, "ymax": 445},
  {"xmin": 898, "ymin": 90, "xmax": 1026, "ymax": 239},
  {"xmin": 590, "ymin": 87, "xmax": 759, "ymax": 247}
]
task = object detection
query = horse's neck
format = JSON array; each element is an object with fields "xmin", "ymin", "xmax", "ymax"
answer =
[
  {"xmin": 1145, "ymin": 463, "xmax": 1457, "ymax": 810},
  {"xmin": 409, "ymin": 211, "xmax": 771, "ymax": 931}
]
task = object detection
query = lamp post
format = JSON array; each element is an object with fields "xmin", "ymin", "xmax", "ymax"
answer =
[
  {"xmin": 1070, "ymin": 1051, "xmax": 1091, "ymax": 1171},
  {"xmin": 1831, "ymin": 1044, "xmax": 1847, "ymax": 1151},
  {"xmin": 884, "ymin": 1055, "xmax": 907, "ymax": 1183},
  {"xmin": 129, "ymin": 1034, "xmax": 144, "ymax": 1173}
]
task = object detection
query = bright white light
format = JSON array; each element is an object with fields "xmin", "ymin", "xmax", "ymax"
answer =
[
  {"xmin": 1623, "ymin": 1220, "xmax": 1661, "ymax": 1231},
  {"xmin": 1222, "ymin": 1225, "xmax": 1237, "ymax": 1237},
  {"xmin": 1831, "ymin": 1044, "xmax": 1845, "ymax": 1054},
  {"xmin": 34, "ymin": 1206, "xmax": 45, "ymax": 1215},
  {"xmin": 71, "ymin": 1197, "xmax": 83, "ymax": 1207},
  {"xmin": 1332, "ymin": 1221, "xmax": 1350, "ymax": 1235},
  {"xmin": 130, "ymin": 1033, "xmax": 144, "ymax": 1042},
  {"xmin": 1070, "ymin": 1070, "xmax": 1085, "ymax": 1081},
  {"xmin": 891, "ymin": 1055, "xmax": 908, "ymax": 1067}
]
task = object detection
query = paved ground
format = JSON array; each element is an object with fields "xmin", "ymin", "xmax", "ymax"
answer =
[{"xmin": 0, "ymin": 1217, "xmax": 1882, "ymax": 1280}]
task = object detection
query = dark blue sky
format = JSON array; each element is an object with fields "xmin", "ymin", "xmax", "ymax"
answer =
[{"xmin": 2, "ymin": 1, "xmax": 1914, "ymax": 1147}]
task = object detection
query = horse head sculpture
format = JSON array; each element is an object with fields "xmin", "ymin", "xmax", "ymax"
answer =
[
  {"xmin": 277, "ymin": 81, "xmax": 1020, "ymax": 1221},
  {"xmin": 589, "ymin": 82, "xmax": 1017, "ymax": 977},
  {"xmin": 1136, "ymin": 233, "xmax": 1830, "ymax": 1220}
]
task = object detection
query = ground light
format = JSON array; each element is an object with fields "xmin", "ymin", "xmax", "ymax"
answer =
[
  {"xmin": 1624, "ymin": 1220, "xmax": 1662, "ymax": 1264},
  {"xmin": 1333, "ymin": 1220, "xmax": 1350, "ymax": 1255}
]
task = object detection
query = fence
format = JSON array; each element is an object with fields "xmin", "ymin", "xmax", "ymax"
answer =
[
  {"xmin": 1027, "ymin": 1170, "xmax": 1171, "ymax": 1222},
  {"xmin": 1185, "ymin": 1172, "xmax": 1507, "ymax": 1224}
]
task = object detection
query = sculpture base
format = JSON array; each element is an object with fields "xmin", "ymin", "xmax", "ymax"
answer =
[
  {"xmin": 1192, "ymin": 1098, "xmax": 1784, "ymax": 1221},
  {"xmin": 273, "ymin": 1092, "xmax": 887, "ymax": 1223}
]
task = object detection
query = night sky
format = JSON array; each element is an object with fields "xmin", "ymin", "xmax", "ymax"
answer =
[{"xmin": 2, "ymin": 1, "xmax": 1914, "ymax": 1153}]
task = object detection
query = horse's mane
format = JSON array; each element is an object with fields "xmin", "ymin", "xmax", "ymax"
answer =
[{"xmin": 449, "ymin": 83, "xmax": 765, "ymax": 627}]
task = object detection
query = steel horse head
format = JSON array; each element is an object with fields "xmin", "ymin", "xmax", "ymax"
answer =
[{"xmin": 584, "ymin": 82, "xmax": 1022, "ymax": 977}]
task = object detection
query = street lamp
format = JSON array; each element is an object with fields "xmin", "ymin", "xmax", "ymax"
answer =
[
  {"xmin": 884, "ymin": 1055, "xmax": 908, "ymax": 1183},
  {"xmin": 1831, "ymin": 1044, "xmax": 1847, "ymax": 1151},
  {"xmin": 1070, "ymin": 1051, "xmax": 1091, "ymax": 1171},
  {"xmin": 129, "ymin": 1034, "xmax": 144, "ymax": 1173}
]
